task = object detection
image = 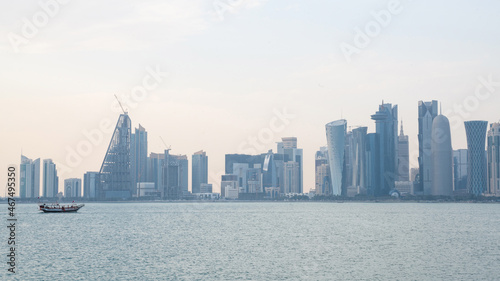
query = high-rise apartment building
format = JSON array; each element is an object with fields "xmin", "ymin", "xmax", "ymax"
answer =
[
  {"xmin": 192, "ymin": 150, "xmax": 208, "ymax": 194},
  {"xmin": 464, "ymin": 120, "xmax": 488, "ymax": 196}
]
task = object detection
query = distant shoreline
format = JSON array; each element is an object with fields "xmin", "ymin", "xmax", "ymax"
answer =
[{"xmin": 2, "ymin": 198, "xmax": 499, "ymax": 204}]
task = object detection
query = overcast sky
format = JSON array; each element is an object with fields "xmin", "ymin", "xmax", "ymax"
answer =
[{"xmin": 1, "ymin": 0, "xmax": 500, "ymax": 196}]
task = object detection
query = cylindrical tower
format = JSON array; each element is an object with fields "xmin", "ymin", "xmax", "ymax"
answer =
[
  {"xmin": 325, "ymin": 119, "xmax": 347, "ymax": 196},
  {"xmin": 431, "ymin": 115, "xmax": 453, "ymax": 196}
]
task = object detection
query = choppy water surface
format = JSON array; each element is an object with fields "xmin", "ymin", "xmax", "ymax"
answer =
[{"xmin": 1, "ymin": 202, "xmax": 499, "ymax": 280}]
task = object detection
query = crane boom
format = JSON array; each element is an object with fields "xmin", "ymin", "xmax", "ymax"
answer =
[{"xmin": 114, "ymin": 94, "xmax": 127, "ymax": 115}]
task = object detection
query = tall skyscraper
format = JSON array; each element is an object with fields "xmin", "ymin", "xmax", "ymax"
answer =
[
  {"xmin": 487, "ymin": 122, "xmax": 500, "ymax": 196},
  {"xmin": 283, "ymin": 162, "xmax": 299, "ymax": 194},
  {"xmin": 64, "ymin": 178, "xmax": 82, "ymax": 198},
  {"xmin": 43, "ymin": 159, "xmax": 58, "ymax": 198},
  {"xmin": 20, "ymin": 155, "xmax": 40, "ymax": 198},
  {"xmin": 84, "ymin": 171, "xmax": 99, "ymax": 199},
  {"xmin": 371, "ymin": 102, "xmax": 398, "ymax": 195},
  {"xmin": 315, "ymin": 147, "xmax": 330, "ymax": 195},
  {"xmin": 98, "ymin": 113, "xmax": 132, "ymax": 199},
  {"xmin": 277, "ymin": 137, "xmax": 303, "ymax": 194},
  {"xmin": 365, "ymin": 133, "xmax": 380, "ymax": 196},
  {"xmin": 131, "ymin": 124, "xmax": 148, "ymax": 196},
  {"xmin": 164, "ymin": 151, "xmax": 189, "ymax": 199},
  {"xmin": 453, "ymin": 149, "xmax": 468, "ymax": 191},
  {"xmin": 431, "ymin": 114, "xmax": 453, "ymax": 196},
  {"xmin": 464, "ymin": 120, "xmax": 488, "ymax": 196},
  {"xmin": 147, "ymin": 152, "xmax": 166, "ymax": 193},
  {"xmin": 325, "ymin": 119, "xmax": 347, "ymax": 196},
  {"xmin": 398, "ymin": 122, "xmax": 410, "ymax": 181},
  {"xmin": 417, "ymin": 100, "xmax": 438, "ymax": 195},
  {"xmin": 192, "ymin": 150, "xmax": 208, "ymax": 194},
  {"xmin": 349, "ymin": 127, "xmax": 368, "ymax": 195}
]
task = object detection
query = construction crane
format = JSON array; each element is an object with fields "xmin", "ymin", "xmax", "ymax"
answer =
[
  {"xmin": 114, "ymin": 94, "xmax": 127, "ymax": 115},
  {"xmin": 159, "ymin": 136, "xmax": 171, "ymax": 152}
]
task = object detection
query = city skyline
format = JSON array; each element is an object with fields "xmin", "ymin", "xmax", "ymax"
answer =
[
  {"xmin": 2, "ymin": 1, "xmax": 500, "ymax": 196},
  {"xmin": 12, "ymin": 108, "xmax": 500, "ymax": 198}
]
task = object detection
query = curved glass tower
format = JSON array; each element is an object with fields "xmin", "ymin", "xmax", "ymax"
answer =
[
  {"xmin": 431, "ymin": 115, "xmax": 453, "ymax": 196},
  {"xmin": 464, "ymin": 120, "xmax": 488, "ymax": 196},
  {"xmin": 325, "ymin": 119, "xmax": 347, "ymax": 196}
]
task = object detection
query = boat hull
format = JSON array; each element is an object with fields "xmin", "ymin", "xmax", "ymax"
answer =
[{"xmin": 39, "ymin": 204, "xmax": 84, "ymax": 213}]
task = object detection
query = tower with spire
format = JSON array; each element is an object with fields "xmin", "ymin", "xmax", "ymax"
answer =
[{"xmin": 398, "ymin": 120, "xmax": 410, "ymax": 181}]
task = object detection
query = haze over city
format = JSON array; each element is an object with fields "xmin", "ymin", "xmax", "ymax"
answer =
[{"xmin": 1, "ymin": 0, "xmax": 500, "ymax": 195}]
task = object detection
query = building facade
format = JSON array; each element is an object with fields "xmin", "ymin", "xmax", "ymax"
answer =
[
  {"xmin": 64, "ymin": 178, "xmax": 82, "ymax": 198},
  {"xmin": 315, "ymin": 147, "xmax": 330, "ymax": 195},
  {"xmin": 453, "ymin": 149, "xmax": 468, "ymax": 192},
  {"xmin": 349, "ymin": 126, "xmax": 368, "ymax": 195},
  {"xmin": 98, "ymin": 113, "xmax": 132, "ymax": 199},
  {"xmin": 20, "ymin": 155, "xmax": 40, "ymax": 198},
  {"xmin": 431, "ymin": 115, "xmax": 453, "ymax": 196},
  {"xmin": 83, "ymin": 171, "xmax": 99, "ymax": 199},
  {"xmin": 277, "ymin": 137, "xmax": 303, "ymax": 194},
  {"xmin": 487, "ymin": 122, "xmax": 500, "ymax": 196},
  {"xmin": 43, "ymin": 159, "xmax": 58, "ymax": 198},
  {"xmin": 131, "ymin": 124, "xmax": 148, "ymax": 196},
  {"xmin": 325, "ymin": 119, "xmax": 347, "ymax": 196},
  {"xmin": 398, "ymin": 122, "xmax": 410, "ymax": 181},
  {"xmin": 366, "ymin": 133, "xmax": 380, "ymax": 196},
  {"xmin": 371, "ymin": 102, "xmax": 398, "ymax": 196},
  {"xmin": 417, "ymin": 100, "xmax": 438, "ymax": 195},
  {"xmin": 464, "ymin": 120, "xmax": 488, "ymax": 196},
  {"xmin": 221, "ymin": 174, "xmax": 238, "ymax": 198},
  {"xmin": 192, "ymin": 150, "xmax": 208, "ymax": 194}
]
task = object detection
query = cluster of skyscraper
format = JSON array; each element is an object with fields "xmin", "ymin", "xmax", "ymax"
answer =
[
  {"xmin": 18, "ymin": 101, "xmax": 500, "ymax": 199},
  {"xmin": 317, "ymin": 102, "xmax": 406, "ymax": 197},
  {"xmin": 220, "ymin": 137, "xmax": 303, "ymax": 199},
  {"xmin": 315, "ymin": 100, "xmax": 500, "ymax": 197},
  {"xmin": 20, "ymin": 112, "xmax": 210, "ymax": 200}
]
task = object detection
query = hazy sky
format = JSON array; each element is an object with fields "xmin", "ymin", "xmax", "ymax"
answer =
[{"xmin": 1, "ymin": 0, "xmax": 500, "ymax": 196}]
